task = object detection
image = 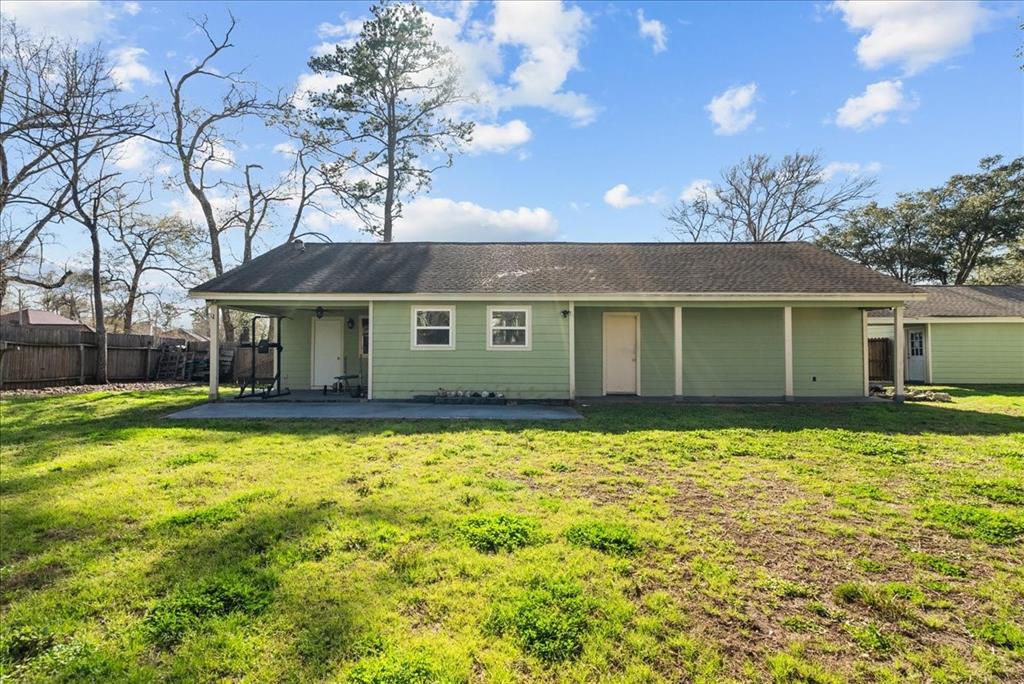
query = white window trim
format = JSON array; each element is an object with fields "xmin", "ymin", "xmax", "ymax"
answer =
[
  {"xmin": 486, "ymin": 305, "xmax": 532, "ymax": 351},
  {"xmin": 410, "ymin": 305, "xmax": 455, "ymax": 350}
]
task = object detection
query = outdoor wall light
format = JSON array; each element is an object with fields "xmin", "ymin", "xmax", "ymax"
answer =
[
  {"xmin": 315, "ymin": 306, "xmax": 325, "ymax": 319},
  {"xmin": 347, "ymin": 317, "xmax": 355, "ymax": 329},
  {"xmin": 560, "ymin": 309, "xmax": 571, "ymax": 318}
]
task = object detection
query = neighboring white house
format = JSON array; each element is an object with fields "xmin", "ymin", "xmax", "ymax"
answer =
[{"xmin": 868, "ymin": 285, "xmax": 1024, "ymax": 385}]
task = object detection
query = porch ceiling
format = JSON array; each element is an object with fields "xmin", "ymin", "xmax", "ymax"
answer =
[{"xmin": 210, "ymin": 300, "xmax": 370, "ymax": 318}]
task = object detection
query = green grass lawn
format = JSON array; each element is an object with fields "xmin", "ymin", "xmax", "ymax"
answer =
[{"xmin": 1, "ymin": 387, "xmax": 1023, "ymax": 682}]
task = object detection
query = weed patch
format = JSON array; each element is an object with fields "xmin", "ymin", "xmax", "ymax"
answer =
[
  {"xmin": 487, "ymin": 576, "xmax": 594, "ymax": 662},
  {"xmin": 921, "ymin": 502, "xmax": 1024, "ymax": 545},
  {"xmin": 907, "ymin": 551, "xmax": 967, "ymax": 578},
  {"xmin": 969, "ymin": 480, "xmax": 1024, "ymax": 506},
  {"xmin": 143, "ymin": 571, "xmax": 276, "ymax": 647},
  {"xmin": 458, "ymin": 513, "xmax": 541, "ymax": 553},
  {"xmin": 974, "ymin": 621, "xmax": 1024, "ymax": 653},
  {"xmin": 347, "ymin": 648, "xmax": 445, "ymax": 684},
  {"xmin": 564, "ymin": 520, "xmax": 641, "ymax": 556}
]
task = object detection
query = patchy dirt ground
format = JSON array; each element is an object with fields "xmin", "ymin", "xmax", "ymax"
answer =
[{"xmin": 1, "ymin": 384, "xmax": 1022, "ymax": 682}]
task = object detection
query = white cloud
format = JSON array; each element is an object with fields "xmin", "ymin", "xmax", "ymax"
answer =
[
  {"xmin": 603, "ymin": 183, "xmax": 660, "ymax": 209},
  {"xmin": 706, "ymin": 83, "xmax": 757, "ymax": 135},
  {"xmin": 835, "ymin": 79, "xmax": 917, "ymax": 130},
  {"xmin": 637, "ymin": 10, "xmax": 667, "ymax": 53},
  {"xmin": 465, "ymin": 120, "xmax": 532, "ymax": 154},
  {"xmin": 122, "ymin": 1, "xmax": 141, "ymax": 16},
  {"xmin": 110, "ymin": 136, "xmax": 151, "ymax": 170},
  {"xmin": 305, "ymin": 3, "xmax": 598, "ymax": 126},
  {"xmin": 820, "ymin": 160, "xmax": 882, "ymax": 181},
  {"xmin": 489, "ymin": 1, "xmax": 597, "ymax": 125},
  {"xmin": 0, "ymin": 0, "xmax": 117, "ymax": 41},
  {"xmin": 394, "ymin": 198, "xmax": 558, "ymax": 241},
  {"xmin": 109, "ymin": 46, "xmax": 156, "ymax": 91},
  {"xmin": 272, "ymin": 142, "xmax": 297, "ymax": 157},
  {"xmin": 679, "ymin": 179, "xmax": 715, "ymax": 203},
  {"xmin": 832, "ymin": 1, "xmax": 994, "ymax": 75},
  {"xmin": 293, "ymin": 72, "xmax": 349, "ymax": 109}
]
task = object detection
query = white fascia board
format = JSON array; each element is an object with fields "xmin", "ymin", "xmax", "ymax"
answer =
[
  {"xmin": 190, "ymin": 290, "xmax": 926, "ymax": 304},
  {"xmin": 869, "ymin": 316, "xmax": 1024, "ymax": 324}
]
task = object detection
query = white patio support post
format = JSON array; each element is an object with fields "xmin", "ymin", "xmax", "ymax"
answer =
[
  {"xmin": 674, "ymin": 306, "xmax": 683, "ymax": 397},
  {"xmin": 925, "ymin": 322, "xmax": 933, "ymax": 384},
  {"xmin": 367, "ymin": 301, "xmax": 374, "ymax": 400},
  {"xmin": 783, "ymin": 306, "xmax": 794, "ymax": 401},
  {"xmin": 208, "ymin": 302, "xmax": 220, "ymax": 401},
  {"xmin": 862, "ymin": 310, "xmax": 870, "ymax": 397},
  {"xmin": 893, "ymin": 305, "xmax": 905, "ymax": 401},
  {"xmin": 568, "ymin": 301, "xmax": 576, "ymax": 400}
]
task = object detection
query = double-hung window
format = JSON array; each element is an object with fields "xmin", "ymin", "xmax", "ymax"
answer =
[
  {"xmin": 411, "ymin": 307, "xmax": 454, "ymax": 349},
  {"xmin": 487, "ymin": 306, "xmax": 531, "ymax": 350}
]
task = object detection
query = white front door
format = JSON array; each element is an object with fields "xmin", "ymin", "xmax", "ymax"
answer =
[
  {"xmin": 312, "ymin": 318, "xmax": 343, "ymax": 387},
  {"xmin": 603, "ymin": 313, "xmax": 639, "ymax": 394},
  {"xmin": 906, "ymin": 326, "xmax": 927, "ymax": 383}
]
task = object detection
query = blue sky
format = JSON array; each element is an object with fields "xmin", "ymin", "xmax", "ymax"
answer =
[{"xmin": 3, "ymin": 0, "xmax": 1022, "ymax": 262}]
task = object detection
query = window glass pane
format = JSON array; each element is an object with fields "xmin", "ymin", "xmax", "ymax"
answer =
[
  {"xmin": 491, "ymin": 310, "xmax": 526, "ymax": 327},
  {"xmin": 492, "ymin": 329, "xmax": 526, "ymax": 346},
  {"xmin": 416, "ymin": 310, "xmax": 449, "ymax": 327},
  {"xmin": 416, "ymin": 329, "xmax": 450, "ymax": 346}
]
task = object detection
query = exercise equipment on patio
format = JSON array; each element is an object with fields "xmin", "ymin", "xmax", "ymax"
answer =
[{"xmin": 236, "ymin": 316, "xmax": 290, "ymax": 400}]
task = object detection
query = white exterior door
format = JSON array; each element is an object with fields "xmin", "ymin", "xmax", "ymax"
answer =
[
  {"xmin": 906, "ymin": 326, "xmax": 927, "ymax": 383},
  {"xmin": 603, "ymin": 313, "xmax": 639, "ymax": 394},
  {"xmin": 312, "ymin": 318, "xmax": 343, "ymax": 387}
]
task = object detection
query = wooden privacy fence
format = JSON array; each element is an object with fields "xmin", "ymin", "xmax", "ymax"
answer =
[
  {"xmin": 0, "ymin": 325, "xmax": 263, "ymax": 390},
  {"xmin": 868, "ymin": 337, "xmax": 892, "ymax": 382}
]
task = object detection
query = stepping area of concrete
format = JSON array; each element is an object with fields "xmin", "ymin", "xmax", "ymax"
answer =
[{"xmin": 167, "ymin": 401, "xmax": 582, "ymax": 421}]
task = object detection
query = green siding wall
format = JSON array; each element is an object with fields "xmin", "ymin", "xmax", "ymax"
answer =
[
  {"xmin": 792, "ymin": 308, "xmax": 864, "ymax": 396},
  {"xmin": 573, "ymin": 307, "xmax": 676, "ymax": 397},
  {"xmin": 682, "ymin": 308, "xmax": 784, "ymax": 397},
  {"xmin": 280, "ymin": 313, "xmax": 311, "ymax": 389},
  {"xmin": 279, "ymin": 309, "xmax": 367, "ymax": 390},
  {"xmin": 371, "ymin": 301, "xmax": 571, "ymax": 400},
  {"xmin": 931, "ymin": 322, "xmax": 1024, "ymax": 384}
]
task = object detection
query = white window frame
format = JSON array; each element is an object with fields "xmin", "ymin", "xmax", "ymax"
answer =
[
  {"xmin": 410, "ymin": 306, "xmax": 455, "ymax": 350},
  {"xmin": 486, "ymin": 305, "xmax": 532, "ymax": 351}
]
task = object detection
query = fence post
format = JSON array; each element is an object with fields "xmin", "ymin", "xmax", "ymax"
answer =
[{"xmin": 78, "ymin": 344, "xmax": 85, "ymax": 384}]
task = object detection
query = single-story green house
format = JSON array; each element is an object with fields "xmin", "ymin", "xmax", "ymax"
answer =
[
  {"xmin": 190, "ymin": 241, "xmax": 925, "ymax": 401},
  {"xmin": 868, "ymin": 285, "xmax": 1024, "ymax": 385}
]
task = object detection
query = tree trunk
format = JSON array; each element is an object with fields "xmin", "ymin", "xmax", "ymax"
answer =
[
  {"xmin": 382, "ymin": 130, "xmax": 396, "ymax": 243},
  {"xmin": 89, "ymin": 225, "xmax": 108, "ymax": 384}
]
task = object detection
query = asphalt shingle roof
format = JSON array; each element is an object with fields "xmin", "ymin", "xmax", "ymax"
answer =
[
  {"xmin": 869, "ymin": 285, "xmax": 1024, "ymax": 318},
  {"xmin": 191, "ymin": 241, "xmax": 921, "ymax": 296}
]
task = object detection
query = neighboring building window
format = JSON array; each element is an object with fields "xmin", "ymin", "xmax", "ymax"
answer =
[
  {"xmin": 360, "ymin": 316, "xmax": 370, "ymax": 356},
  {"xmin": 411, "ymin": 307, "xmax": 454, "ymax": 349},
  {"xmin": 487, "ymin": 306, "xmax": 531, "ymax": 350}
]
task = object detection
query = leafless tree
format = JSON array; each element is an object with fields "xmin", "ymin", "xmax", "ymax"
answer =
[
  {"xmin": 47, "ymin": 64, "xmax": 155, "ymax": 382},
  {"xmin": 164, "ymin": 13, "xmax": 283, "ymax": 341},
  {"xmin": 103, "ymin": 203, "xmax": 202, "ymax": 332},
  {"xmin": 667, "ymin": 152, "xmax": 876, "ymax": 243},
  {"xmin": 1, "ymin": 23, "xmax": 83, "ymax": 302}
]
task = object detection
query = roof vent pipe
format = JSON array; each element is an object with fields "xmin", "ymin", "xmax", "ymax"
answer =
[{"xmin": 293, "ymin": 239, "xmax": 305, "ymax": 252}]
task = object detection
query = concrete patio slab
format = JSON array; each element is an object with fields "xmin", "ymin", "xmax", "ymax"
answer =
[{"xmin": 167, "ymin": 401, "xmax": 582, "ymax": 421}]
